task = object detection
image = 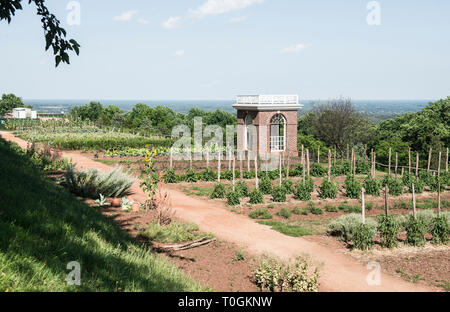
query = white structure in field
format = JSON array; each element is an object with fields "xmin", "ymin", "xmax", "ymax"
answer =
[{"xmin": 12, "ymin": 108, "xmax": 38, "ymax": 119}]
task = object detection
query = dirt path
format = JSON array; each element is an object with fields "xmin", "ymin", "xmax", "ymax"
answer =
[{"xmin": 1, "ymin": 131, "xmax": 434, "ymax": 292}]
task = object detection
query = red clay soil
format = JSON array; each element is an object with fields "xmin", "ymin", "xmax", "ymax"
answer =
[{"xmin": 0, "ymin": 131, "xmax": 438, "ymax": 292}]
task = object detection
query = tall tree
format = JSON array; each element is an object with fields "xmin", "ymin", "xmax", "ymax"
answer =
[
  {"xmin": 0, "ymin": 93, "xmax": 26, "ymax": 115},
  {"xmin": 0, "ymin": 0, "xmax": 80, "ymax": 66},
  {"xmin": 310, "ymin": 98, "xmax": 373, "ymax": 155}
]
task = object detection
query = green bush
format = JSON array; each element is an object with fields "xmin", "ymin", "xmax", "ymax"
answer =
[
  {"xmin": 294, "ymin": 181, "xmax": 312, "ymax": 201},
  {"xmin": 235, "ymin": 181, "xmax": 249, "ymax": 198},
  {"xmin": 418, "ymin": 171, "xmax": 434, "ymax": 187},
  {"xmin": 364, "ymin": 176, "xmax": 381, "ymax": 196},
  {"xmin": 210, "ymin": 183, "xmax": 227, "ymax": 199},
  {"xmin": 405, "ymin": 216, "xmax": 426, "ymax": 247},
  {"xmin": 327, "ymin": 213, "xmax": 377, "ymax": 243},
  {"xmin": 402, "ymin": 173, "xmax": 414, "ymax": 187},
  {"xmin": 353, "ymin": 224, "xmax": 375, "ymax": 250},
  {"xmin": 139, "ymin": 221, "xmax": 212, "ymax": 243},
  {"xmin": 338, "ymin": 204, "xmax": 361, "ymax": 213},
  {"xmin": 308, "ymin": 203, "xmax": 323, "ymax": 215},
  {"xmin": 385, "ymin": 176, "xmax": 403, "ymax": 196},
  {"xmin": 163, "ymin": 168, "xmax": 178, "ymax": 183},
  {"xmin": 272, "ymin": 186, "xmax": 287, "ymax": 202},
  {"xmin": 356, "ymin": 161, "xmax": 370, "ymax": 175},
  {"xmin": 431, "ymin": 216, "xmax": 449, "ymax": 244},
  {"xmin": 428, "ymin": 175, "xmax": 446, "ymax": 192},
  {"xmin": 310, "ymin": 163, "xmax": 326, "ymax": 177},
  {"xmin": 243, "ymin": 170, "xmax": 255, "ymax": 179},
  {"xmin": 325, "ymin": 205, "xmax": 339, "ymax": 212},
  {"xmin": 249, "ymin": 188, "xmax": 264, "ymax": 204},
  {"xmin": 377, "ymin": 214, "xmax": 400, "ymax": 248},
  {"xmin": 185, "ymin": 169, "xmax": 198, "ymax": 183},
  {"xmin": 254, "ymin": 256, "xmax": 319, "ymax": 292},
  {"xmin": 278, "ymin": 208, "xmax": 292, "ymax": 219},
  {"xmin": 201, "ymin": 167, "xmax": 217, "ymax": 182},
  {"xmin": 249, "ymin": 208, "xmax": 273, "ymax": 219},
  {"xmin": 406, "ymin": 178, "xmax": 424, "ymax": 194},
  {"xmin": 259, "ymin": 176, "xmax": 273, "ymax": 195},
  {"xmin": 331, "ymin": 162, "xmax": 350, "ymax": 176},
  {"xmin": 344, "ymin": 176, "xmax": 361, "ymax": 199},
  {"xmin": 226, "ymin": 191, "xmax": 241, "ymax": 206},
  {"xmin": 62, "ymin": 165, "xmax": 135, "ymax": 199},
  {"xmin": 318, "ymin": 180, "xmax": 337, "ymax": 199},
  {"xmin": 281, "ymin": 179, "xmax": 294, "ymax": 194}
]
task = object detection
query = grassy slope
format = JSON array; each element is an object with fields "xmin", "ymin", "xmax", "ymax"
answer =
[{"xmin": 0, "ymin": 139, "xmax": 205, "ymax": 292}]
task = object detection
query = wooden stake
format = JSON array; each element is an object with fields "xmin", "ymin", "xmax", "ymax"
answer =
[
  {"xmin": 446, "ymin": 147, "xmax": 449, "ymax": 172},
  {"xmin": 412, "ymin": 183, "xmax": 416, "ymax": 220},
  {"xmin": 170, "ymin": 148, "xmax": 173, "ymax": 169},
  {"xmin": 279, "ymin": 153, "xmax": 282, "ymax": 187},
  {"xmin": 334, "ymin": 145, "xmax": 337, "ymax": 166},
  {"xmin": 353, "ymin": 150, "xmax": 356, "ymax": 177},
  {"xmin": 217, "ymin": 152, "xmax": 221, "ymax": 182},
  {"xmin": 388, "ymin": 148, "xmax": 391, "ymax": 176},
  {"xmin": 364, "ymin": 144, "xmax": 367, "ymax": 162},
  {"xmin": 373, "ymin": 152, "xmax": 376, "ymax": 179},
  {"xmin": 361, "ymin": 188, "xmax": 366, "ymax": 224},
  {"xmin": 415, "ymin": 152, "xmax": 419, "ymax": 178},
  {"xmin": 265, "ymin": 153, "xmax": 269, "ymax": 176},
  {"xmin": 286, "ymin": 154, "xmax": 290, "ymax": 179},
  {"xmin": 228, "ymin": 149, "xmax": 232, "ymax": 171},
  {"xmin": 302, "ymin": 149, "xmax": 306, "ymax": 185},
  {"xmin": 438, "ymin": 180, "xmax": 441, "ymax": 217},
  {"xmin": 247, "ymin": 151, "xmax": 250, "ymax": 172},
  {"xmin": 384, "ymin": 184, "xmax": 389, "ymax": 216},
  {"xmin": 427, "ymin": 147, "xmax": 432, "ymax": 172},
  {"xmin": 350, "ymin": 149, "xmax": 354, "ymax": 176},
  {"xmin": 317, "ymin": 145, "xmax": 320, "ymax": 164},
  {"xmin": 438, "ymin": 151, "xmax": 442, "ymax": 177},
  {"xmin": 239, "ymin": 151, "xmax": 243, "ymax": 180},
  {"xmin": 206, "ymin": 148, "xmax": 209, "ymax": 168},
  {"xmin": 328, "ymin": 149, "xmax": 331, "ymax": 182},
  {"xmin": 232, "ymin": 154, "xmax": 236, "ymax": 192},
  {"xmin": 395, "ymin": 152, "xmax": 398, "ymax": 178},
  {"xmin": 306, "ymin": 149, "xmax": 310, "ymax": 178},
  {"xmin": 254, "ymin": 154, "xmax": 259, "ymax": 189},
  {"xmin": 408, "ymin": 148, "xmax": 411, "ymax": 174},
  {"xmin": 346, "ymin": 144, "xmax": 349, "ymax": 161}
]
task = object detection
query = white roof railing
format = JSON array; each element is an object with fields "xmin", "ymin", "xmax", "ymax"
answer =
[{"xmin": 237, "ymin": 95, "xmax": 299, "ymax": 105}]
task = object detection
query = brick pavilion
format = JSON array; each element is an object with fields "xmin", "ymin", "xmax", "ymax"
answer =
[{"xmin": 233, "ymin": 95, "xmax": 303, "ymax": 157}]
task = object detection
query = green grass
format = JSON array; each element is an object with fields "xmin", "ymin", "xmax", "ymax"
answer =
[
  {"xmin": 257, "ymin": 220, "xmax": 312, "ymax": 237},
  {"xmin": 291, "ymin": 218, "xmax": 335, "ymax": 235},
  {"xmin": 0, "ymin": 139, "xmax": 205, "ymax": 292}
]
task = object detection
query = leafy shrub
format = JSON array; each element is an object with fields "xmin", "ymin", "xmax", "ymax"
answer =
[
  {"xmin": 325, "ymin": 205, "xmax": 339, "ymax": 212},
  {"xmin": 210, "ymin": 183, "xmax": 227, "ymax": 199},
  {"xmin": 418, "ymin": 171, "xmax": 434, "ymax": 187},
  {"xmin": 406, "ymin": 178, "xmax": 424, "ymax": 194},
  {"xmin": 249, "ymin": 208, "xmax": 272, "ymax": 219},
  {"xmin": 405, "ymin": 216, "xmax": 426, "ymax": 247},
  {"xmin": 249, "ymin": 188, "xmax": 264, "ymax": 204},
  {"xmin": 139, "ymin": 221, "xmax": 212, "ymax": 243},
  {"xmin": 318, "ymin": 180, "xmax": 337, "ymax": 199},
  {"xmin": 272, "ymin": 186, "xmax": 287, "ymax": 202},
  {"xmin": 259, "ymin": 176, "xmax": 273, "ymax": 195},
  {"xmin": 377, "ymin": 214, "xmax": 400, "ymax": 248},
  {"xmin": 365, "ymin": 202, "xmax": 374, "ymax": 211},
  {"xmin": 254, "ymin": 257, "xmax": 319, "ymax": 292},
  {"xmin": 310, "ymin": 163, "xmax": 326, "ymax": 177},
  {"xmin": 327, "ymin": 213, "xmax": 377, "ymax": 243},
  {"xmin": 267, "ymin": 170, "xmax": 280, "ymax": 180},
  {"xmin": 243, "ymin": 170, "xmax": 255, "ymax": 179},
  {"xmin": 277, "ymin": 208, "xmax": 292, "ymax": 219},
  {"xmin": 163, "ymin": 168, "xmax": 178, "ymax": 183},
  {"xmin": 226, "ymin": 191, "xmax": 241, "ymax": 206},
  {"xmin": 344, "ymin": 176, "xmax": 361, "ymax": 199},
  {"xmin": 353, "ymin": 224, "xmax": 375, "ymax": 250},
  {"xmin": 185, "ymin": 169, "xmax": 198, "ymax": 183},
  {"xmin": 356, "ymin": 161, "xmax": 370, "ymax": 175},
  {"xmin": 331, "ymin": 162, "xmax": 350, "ymax": 176},
  {"xmin": 431, "ymin": 216, "xmax": 449, "ymax": 244},
  {"xmin": 235, "ymin": 181, "xmax": 249, "ymax": 198},
  {"xmin": 402, "ymin": 173, "xmax": 414, "ymax": 187},
  {"xmin": 364, "ymin": 176, "xmax": 381, "ymax": 196},
  {"xmin": 428, "ymin": 175, "xmax": 446, "ymax": 192},
  {"xmin": 201, "ymin": 167, "xmax": 217, "ymax": 182},
  {"xmin": 292, "ymin": 206, "xmax": 303, "ymax": 215},
  {"xmin": 294, "ymin": 181, "xmax": 312, "ymax": 201},
  {"xmin": 386, "ymin": 176, "xmax": 403, "ymax": 196},
  {"xmin": 307, "ymin": 202, "xmax": 323, "ymax": 215},
  {"xmin": 281, "ymin": 179, "xmax": 294, "ymax": 194},
  {"xmin": 290, "ymin": 164, "xmax": 303, "ymax": 177},
  {"xmin": 338, "ymin": 204, "xmax": 361, "ymax": 213},
  {"xmin": 62, "ymin": 165, "xmax": 135, "ymax": 199}
]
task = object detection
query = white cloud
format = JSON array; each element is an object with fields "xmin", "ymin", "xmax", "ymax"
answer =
[
  {"xmin": 162, "ymin": 17, "xmax": 181, "ymax": 29},
  {"xmin": 280, "ymin": 43, "xmax": 311, "ymax": 54},
  {"xmin": 229, "ymin": 16, "xmax": 247, "ymax": 23},
  {"xmin": 138, "ymin": 18, "xmax": 150, "ymax": 25},
  {"xmin": 174, "ymin": 49, "xmax": 185, "ymax": 57},
  {"xmin": 113, "ymin": 10, "xmax": 139, "ymax": 22},
  {"xmin": 190, "ymin": 0, "xmax": 263, "ymax": 17}
]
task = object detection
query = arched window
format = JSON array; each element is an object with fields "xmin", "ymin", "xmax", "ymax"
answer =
[
  {"xmin": 270, "ymin": 114, "xmax": 286, "ymax": 152},
  {"xmin": 245, "ymin": 114, "xmax": 253, "ymax": 151}
]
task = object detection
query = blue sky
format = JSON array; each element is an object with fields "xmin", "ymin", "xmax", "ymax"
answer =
[{"xmin": 1, "ymin": 0, "xmax": 449, "ymax": 100}]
